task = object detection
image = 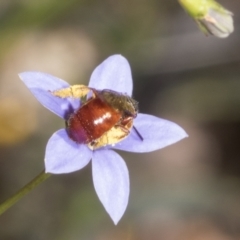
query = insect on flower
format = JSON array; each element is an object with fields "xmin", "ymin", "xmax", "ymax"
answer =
[
  {"xmin": 52, "ymin": 85, "xmax": 143, "ymax": 149},
  {"xmin": 19, "ymin": 55, "xmax": 188, "ymax": 224}
]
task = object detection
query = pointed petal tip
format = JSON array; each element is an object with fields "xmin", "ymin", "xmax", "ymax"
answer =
[
  {"xmin": 184, "ymin": 131, "xmax": 189, "ymax": 138},
  {"xmin": 108, "ymin": 207, "xmax": 125, "ymax": 225},
  {"xmin": 112, "ymin": 217, "xmax": 120, "ymax": 225},
  {"xmin": 179, "ymin": 127, "xmax": 189, "ymax": 139},
  {"xmin": 109, "ymin": 204, "xmax": 125, "ymax": 225},
  {"xmin": 18, "ymin": 71, "xmax": 29, "ymax": 81}
]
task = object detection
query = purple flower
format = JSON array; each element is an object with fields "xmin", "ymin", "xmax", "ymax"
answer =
[{"xmin": 19, "ymin": 55, "xmax": 187, "ymax": 224}]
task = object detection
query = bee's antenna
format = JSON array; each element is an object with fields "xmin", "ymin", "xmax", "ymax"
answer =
[{"xmin": 133, "ymin": 126, "xmax": 144, "ymax": 141}]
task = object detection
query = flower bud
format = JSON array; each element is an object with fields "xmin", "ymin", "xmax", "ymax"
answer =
[{"xmin": 179, "ymin": 0, "xmax": 234, "ymax": 38}]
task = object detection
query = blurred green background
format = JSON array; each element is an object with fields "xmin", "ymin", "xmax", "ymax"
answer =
[{"xmin": 0, "ymin": 0, "xmax": 240, "ymax": 239}]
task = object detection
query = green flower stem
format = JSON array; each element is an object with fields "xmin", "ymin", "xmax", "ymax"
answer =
[{"xmin": 0, "ymin": 170, "xmax": 51, "ymax": 215}]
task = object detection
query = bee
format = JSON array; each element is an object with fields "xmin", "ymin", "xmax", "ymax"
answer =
[{"xmin": 52, "ymin": 86, "xmax": 143, "ymax": 149}]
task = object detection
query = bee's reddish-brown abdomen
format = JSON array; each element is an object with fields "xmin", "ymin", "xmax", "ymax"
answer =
[{"xmin": 67, "ymin": 97, "xmax": 121, "ymax": 144}]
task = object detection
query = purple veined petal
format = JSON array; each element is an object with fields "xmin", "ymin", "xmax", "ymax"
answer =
[
  {"xmin": 19, "ymin": 72, "xmax": 80, "ymax": 119},
  {"xmin": 114, "ymin": 113, "xmax": 188, "ymax": 153},
  {"xmin": 89, "ymin": 55, "xmax": 133, "ymax": 96},
  {"xmin": 45, "ymin": 129, "xmax": 92, "ymax": 174},
  {"xmin": 92, "ymin": 149, "xmax": 129, "ymax": 225}
]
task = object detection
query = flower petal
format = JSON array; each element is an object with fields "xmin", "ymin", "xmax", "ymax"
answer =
[
  {"xmin": 45, "ymin": 129, "xmax": 92, "ymax": 174},
  {"xmin": 89, "ymin": 55, "xmax": 133, "ymax": 96},
  {"xmin": 114, "ymin": 113, "xmax": 188, "ymax": 153},
  {"xmin": 92, "ymin": 149, "xmax": 129, "ymax": 224},
  {"xmin": 19, "ymin": 72, "xmax": 80, "ymax": 119},
  {"xmin": 199, "ymin": 8, "xmax": 234, "ymax": 38}
]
